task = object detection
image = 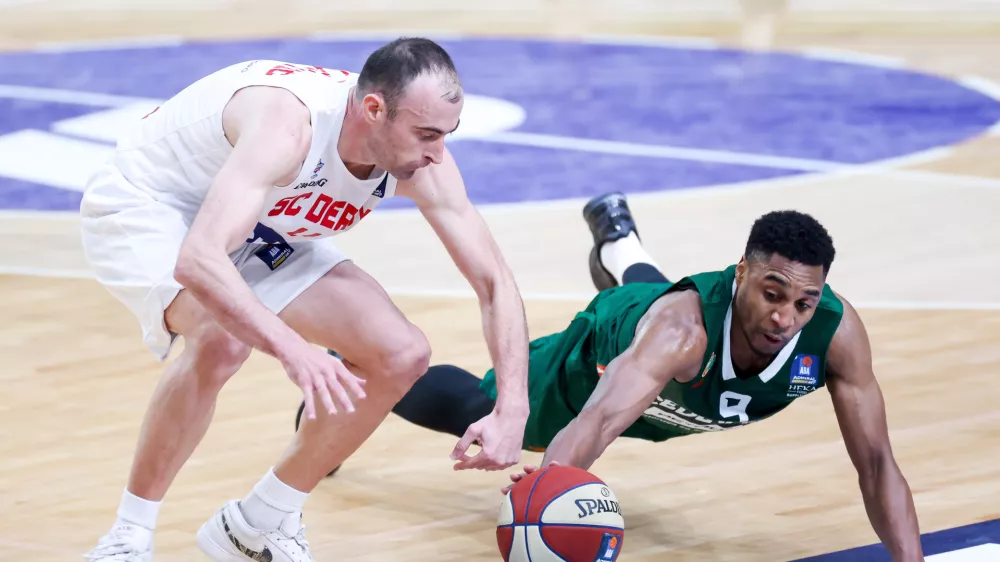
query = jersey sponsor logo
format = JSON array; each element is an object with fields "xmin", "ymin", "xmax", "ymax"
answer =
[
  {"xmin": 254, "ymin": 243, "xmax": 293, "ymax": 271},
  {"xmin": 788, "ymin": 354, "xmax": 820, "ymax": 398},
  {"xmin": 691, "ymin": 352, "xmax": 717, "ymax": 388},
  {"xmin": 371, "ymin": 176, "xmax": 387, "ymax": 198},
  {"xmin": 310, "ymin": 159, "xmax": 324, "ymax": 179},
  {"xmin": 700, "ymin": 352, "xmax": 716, "ymax": 377},
  {"xmin": 641, "ymin": 396, "xmax": 740, "ymax": 433},
  {"xmin": 293, "ymin": 178, "xmax": 327, "ymax": 190}
]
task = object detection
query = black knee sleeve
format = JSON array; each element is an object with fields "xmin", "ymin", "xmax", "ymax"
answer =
[
  {"xmin": 622, "ymin": 262, "xmax": 669, "ymax": 284},
  {"xmin": 392, "ymin": 364, "xmax": 496, "ymax": 437}
]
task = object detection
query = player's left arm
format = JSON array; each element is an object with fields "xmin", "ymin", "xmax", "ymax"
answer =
[
  {"xmin": 396, "ymin": 147, "xmax": 530, "ymax": 471},
  {"xmin": 826, "ymin": 296, "xmax": 923, "ymax": 561}
]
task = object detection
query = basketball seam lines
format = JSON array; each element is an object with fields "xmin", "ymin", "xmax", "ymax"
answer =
[{"xmin": 522, "ymin": 466, "xmax": 552, "ymax": 562}]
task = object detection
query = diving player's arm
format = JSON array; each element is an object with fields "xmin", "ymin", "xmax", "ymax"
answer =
[
  {"xmin": 826, "ymin": 297, "xmax": 923, "ymax": 562},
  {"xmin": 175, "ymin": 87, "xmax": 364, "ymax": 417},
  {"xmin": 540, "ymin": 292, "xmax": 707, "ymax": 470},
  {"xmin": 397, "ymin": 147, "xmax": 530, "ymax": 471}
]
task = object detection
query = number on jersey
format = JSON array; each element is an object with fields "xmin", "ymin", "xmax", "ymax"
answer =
[{"xmin": 719, "ymin": 391, "xmax": 751, "ymax": 423}]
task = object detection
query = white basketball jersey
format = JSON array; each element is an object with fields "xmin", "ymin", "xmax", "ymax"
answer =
[{"xmin": 111, "ymin": 59, "xmax": 397, "ymax": 244}]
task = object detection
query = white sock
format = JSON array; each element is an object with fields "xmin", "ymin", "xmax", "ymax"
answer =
[
  {"xmin": 240, "ymin": 469, "xmax": 309, "ymax": 531},
  {"xmin": 115, "ymin": 488, "xmax": 161, "ymax": 530},
  {"xmin": 599, "ymin": 232, "xmax": 659, "ymax": 285}
]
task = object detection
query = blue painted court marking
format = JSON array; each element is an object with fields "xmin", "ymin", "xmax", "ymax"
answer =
[
  {"xmin": 795, "ymin": 518, "xmax": 1000, "ymax": 562},
  {"xmin": 1, "ymin": 35, "xmax": 999, "ymax": 212}
]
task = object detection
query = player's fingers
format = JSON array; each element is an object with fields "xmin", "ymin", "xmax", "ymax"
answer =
[
  {"xmin": 500, "ymin": 484, "xmax": 513, "ymax": 495},
  {"xmin": 315, "ymin": 377, "xmax": 338, "ymax": 416},
  {"xmin": 301, "ymin": 385, "xmax": 317, "ymax": 421},
  {"xmin": 454, "ymin": 453, "xmax": 491, "ymax": 471},
  {"xmin": 342, "ymin": 369, "xmax": 367, "ymax": 400},
  {"xmin": 450, "ymin": 427, "xmax": 480, "ymax": 461},
  {"xmin": 325, "ymin": 374, "xmax": 355, "ymax": 413}
]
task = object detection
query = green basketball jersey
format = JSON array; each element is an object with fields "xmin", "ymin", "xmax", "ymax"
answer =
[{"xmin": 566, "ymin": 265, "xmax": 845, "ymax": 442}]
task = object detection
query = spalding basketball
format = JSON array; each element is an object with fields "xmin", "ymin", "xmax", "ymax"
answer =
[{"xmin": 497, "ymin": 465, "xmax": 624, "ymax": 561}]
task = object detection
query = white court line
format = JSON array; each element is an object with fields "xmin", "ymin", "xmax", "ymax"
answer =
[
  {"xmin": 379, "ymin": 287, "xmax": 1000, "ymax": 311},
  {"xmin": 310, "ymin": 30, "xmax": 465, "ymax": 42},
  {"xmin": 580, "ymin": 34, "xmax": 719, "ymax": 49},
  {"xmin": 0, "ymin": 84, "xmax": 160, "ymax": 107},
  {"xmin": 960, "ymin": 75, "xmax": 1000, "ymax": 101},
  {"xmin": 32, "ymin": 35, "xmax": 185, "ymax": 53},
  {"xmin": 4, "ymin": 265, "xmax": 997, "ymax": 311},
  {"xmin": 801, "ymin": 47, "xmax": 906, "ymax": 68},
  {"xmin": 480, "ymin": 131, "xmax": 844, "ymax": 172}
]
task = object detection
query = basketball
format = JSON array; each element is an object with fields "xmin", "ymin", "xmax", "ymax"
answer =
[{"xmin": 496, "ymin": 465, "xmax": 625, "ymax": 562}]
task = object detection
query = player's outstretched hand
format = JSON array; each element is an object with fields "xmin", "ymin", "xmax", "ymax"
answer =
[
  {"xmin": 282, "ymin": 343, "xmax": 366, "ymax": 420},
  {"xmin": 501, "ymin": 462, "xmax": 561, "ymax": 495},
  {"xmin": 451, "ymin": 408, "xmax": 528, "ymax": 472}
]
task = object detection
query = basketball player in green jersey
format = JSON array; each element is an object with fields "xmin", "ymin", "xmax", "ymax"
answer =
[{"xmin": 296, "ymin": 192, "xmax": 923, "ymax": 560}]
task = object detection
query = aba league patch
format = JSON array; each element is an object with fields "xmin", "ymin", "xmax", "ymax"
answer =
[
  {"xmin": 787, "ymin": 354, "xmax": 819, "ymax": 398},
  {"xmin": 594, "ymin": 532, "xmax": 622, "ymax": 562}
]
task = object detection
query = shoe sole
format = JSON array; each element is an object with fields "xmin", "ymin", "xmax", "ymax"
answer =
[{"xmin": 589, "ymin": 246, "xmax": 619, "ymax": 291}]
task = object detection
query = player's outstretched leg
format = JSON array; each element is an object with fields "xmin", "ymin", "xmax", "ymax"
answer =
[
  {"xmin": 295, "ymin": 363, "xmax": 495, "ymax": 478},
  {"xmin": 582, "ymin": 192, "xmax": 666, "ymax": 289},
  {"xmin": 390, "ymin": 364, "xmax": 496, "ymax": 435}
]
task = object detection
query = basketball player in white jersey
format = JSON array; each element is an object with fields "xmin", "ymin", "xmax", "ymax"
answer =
[{"xmin": 80, "ymin": 38, "xmax": 531, "ymax": 561}]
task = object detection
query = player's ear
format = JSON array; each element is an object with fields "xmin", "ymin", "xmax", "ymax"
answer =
[
  {"xmin": 360, "ymin": 92, "xmax": 386, "ymax": 124},
  {"xmin": 736, "ymin": 256, "xmax": 748, "ymax": 285}
]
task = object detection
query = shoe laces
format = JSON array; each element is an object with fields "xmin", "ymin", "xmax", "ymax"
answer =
[
  {"xmin": 274, "ymin": 515, "xmax": 312, "ymax": 561},
  {"xmin": 292, "ymin": 524, "xmax": 310, "ymax": 551},
  {"xmin": 83, "ymin": 526, "xmax": 146, "ymax": 561}
]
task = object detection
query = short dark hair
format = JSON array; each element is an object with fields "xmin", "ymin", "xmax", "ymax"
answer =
[
  {"xmin": 744, "ymin": 210, "xmax": 836, "ymax": 274},
  {"xmin": 356, "ymin": 37, "xmax": 461, "ymax": 119}
]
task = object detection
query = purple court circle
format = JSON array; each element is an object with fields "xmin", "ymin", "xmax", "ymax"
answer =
[{"xmin": 0, "ymin": 35, "xmax": 999, "ymax": 211}]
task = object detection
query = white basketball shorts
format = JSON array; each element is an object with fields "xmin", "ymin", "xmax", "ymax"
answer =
[{"xmin": 79, "ymin": 164, "xmax": 349, "ymax": 361}]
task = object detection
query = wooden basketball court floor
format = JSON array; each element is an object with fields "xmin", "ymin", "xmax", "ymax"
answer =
[{"xmin": 1, "ymin": 2, "xmax": 999, "ymax": 561}]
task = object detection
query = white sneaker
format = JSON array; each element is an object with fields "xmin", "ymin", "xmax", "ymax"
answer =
[
  {"xmin": 83, "ymin": 524, "xmax": 153, "ymax": 561},
  {"xmin": 197, "ymin": 500, "xmax": 314, "ymax": 562}
]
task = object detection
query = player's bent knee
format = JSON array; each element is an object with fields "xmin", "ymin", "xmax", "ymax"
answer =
[
  {"xmin": 379, "ymin": 327, "xmax": 431, "ymax": 393},
  {"xmin": 185, "ymin": 325, "xmax": 252, "ymax": 389}
]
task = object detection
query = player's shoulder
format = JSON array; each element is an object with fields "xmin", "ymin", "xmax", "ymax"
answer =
[
  {"xmin": 222, "ymin": 85, "xmax": 312, "ymax": 146},
  {"xmin": 824, "ymin": 291, "xmax": 871, "ymax": 381},
  {"xmin": 635, "ymin": 289, "xmax": 708, "ymax": 382},
  {"xmin": 645, "ymin": 290, "xmax": 709, "ymax": 341},
  {"xmin": 232, "ymin": 84, "xmax": 311, "ymax": 122}
]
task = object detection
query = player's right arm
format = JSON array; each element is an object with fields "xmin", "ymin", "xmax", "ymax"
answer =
[
  {"xmin": 173, "ymin": 87, "xmax": 365, "ymax": 418},
  {"xmin": 529, "ymin": 291, "xmax": 707, "ymax": 474}
]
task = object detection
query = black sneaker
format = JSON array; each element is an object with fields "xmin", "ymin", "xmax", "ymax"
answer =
[
  {"xmin": 582, "ymin": 192, "xmax": 639, "ymax": 292},
  {"xmin": 293, "ymin": 349, "xmax": 343, "ymax": 478}
]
